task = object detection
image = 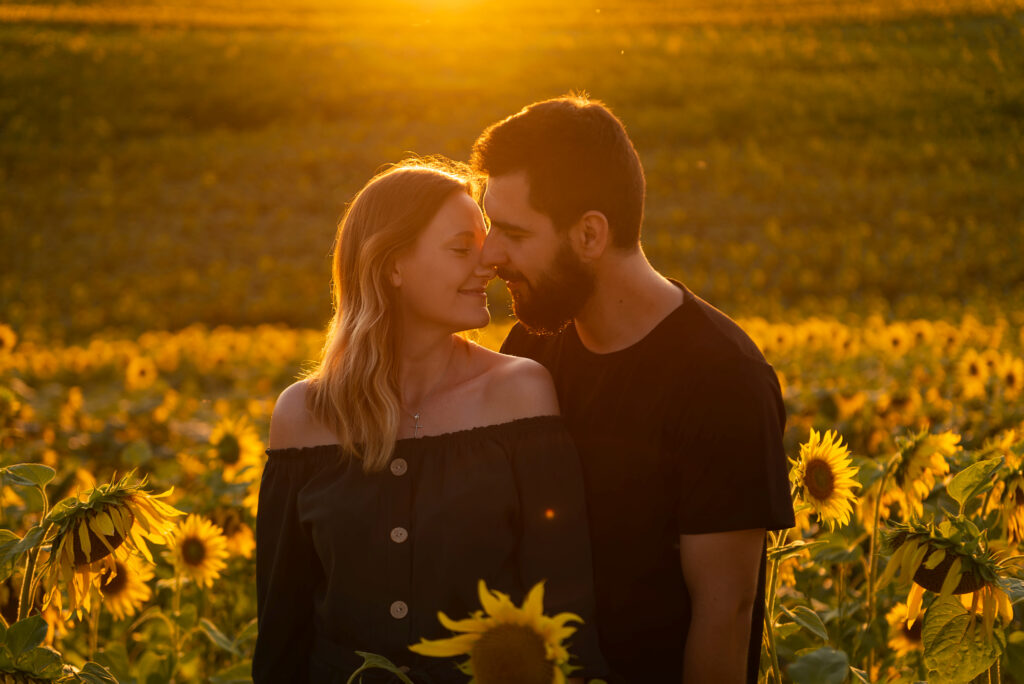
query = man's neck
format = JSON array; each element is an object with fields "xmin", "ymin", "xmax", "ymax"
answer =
[{"xmin": 573, "ymin": 249, "xmax": 684, "ymax": 354}]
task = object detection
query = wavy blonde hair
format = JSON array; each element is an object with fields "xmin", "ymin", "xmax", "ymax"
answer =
[{"xmin": 303, "ymin": 159, "xmax": 475, "ymax": 472}]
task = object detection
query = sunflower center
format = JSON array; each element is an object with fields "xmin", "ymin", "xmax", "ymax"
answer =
[
  {"xmin": 804, "ymin": 459, "xmax": 836, "ymax": 501},
  {"xmin": 100, "ymin": 561, "xmax": 128, "ymax": 597},
  {"xmin": 213, "ymin": 509, "xmax": 241, "ymax": 536},
  {"xmin": 182, "ymin": 536, "xmax": 207, "ymax": 566},
  {"xmin": 217, "ymin": 434, "xmax": 241, "ymax": 464},
  {"xmin": 902, "ymin": 619, "xmax": 922, "ymax": 642},
  {"xmin": 470, "ymin": 623, "xmax": 554, "ymax": 684},
  {"xmin": 1008, "ymin": 372, "xmax": 1017, "ymax": 388}
]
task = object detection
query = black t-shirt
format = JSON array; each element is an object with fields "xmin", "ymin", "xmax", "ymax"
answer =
[{"xmin": 500, "ymin": 279, "xmax": 795, "ymax": 683}]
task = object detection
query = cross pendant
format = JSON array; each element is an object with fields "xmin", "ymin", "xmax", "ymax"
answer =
[{"xmin": 412, "ymin": 413, "xmax": 421, "ymax": 438}]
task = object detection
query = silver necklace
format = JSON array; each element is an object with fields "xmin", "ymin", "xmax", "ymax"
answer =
[{"xmin": 401, "ymin": 339, "xmax": 456, "ymax": 438}]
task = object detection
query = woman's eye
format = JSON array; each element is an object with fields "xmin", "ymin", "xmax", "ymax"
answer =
[{"xmin": 451, "ymin": 248, "xmax": 472, "ymax": 255}]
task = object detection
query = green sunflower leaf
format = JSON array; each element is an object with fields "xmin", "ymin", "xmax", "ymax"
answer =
[
  {"xmin": 922, "ymin": 596, "xmax": 1005, "ymax": 683},
  {"xmin": 946, "ymin": 457, "xmax": 1002, "ymax": 513},
  {"xmin": 348, "ymin": 652, "xmax": 415, "ymax": 684},
  {"xmin": 73, "ymin": 661, "xmax": 120, "ymax": 684},
  {"xmin": 2, "ymin": 464, "xmax": 56, "ymax": 489},
  {"xmin": 5, "ymin": 615, "xmax": 48, "ymax": 657},
  {"xmin": 780, "ymin": 605, "xmax": 830, "ymax": 641},
  {"xmin": 0, "ymin": 529, "xmax": 21, "ymax": 582},
  {"xmin": 209, "ymin": 660, "xmax": 254, "ymax": 684},
  {"xmin": 787, "ymin": 646, "xmax": 849, "ymax": 684},
  {"xmin": 15, "ymin": 645, "xmax": 62, "ymax": 678},
  {"xmin": 198, "ymin": 618, "xmax": 239, "ymax": 655}
]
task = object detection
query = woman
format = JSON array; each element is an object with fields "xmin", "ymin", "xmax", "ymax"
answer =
[{"xmin": 253, "ymin": 159, "xmax": 606, "ymax": 683}]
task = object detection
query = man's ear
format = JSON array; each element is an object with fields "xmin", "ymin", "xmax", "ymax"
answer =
[{"xmin": 569, "ymin": 210, "xmax": 610, "ymax": 263}]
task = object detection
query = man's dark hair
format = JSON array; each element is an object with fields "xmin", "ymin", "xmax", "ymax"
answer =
[{"xmin": 471, "ymin": 94, "xmax": 646, "ymax": 249}]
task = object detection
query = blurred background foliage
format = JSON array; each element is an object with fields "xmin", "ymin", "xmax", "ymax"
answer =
[{"xmin": 1, "ymin": 0, "xmax": 1023, "ymax": 342}]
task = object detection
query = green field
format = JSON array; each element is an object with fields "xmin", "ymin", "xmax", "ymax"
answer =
[{"xmin": 2, "ymin": 0, "xmax": 1023, "ymax": 342}]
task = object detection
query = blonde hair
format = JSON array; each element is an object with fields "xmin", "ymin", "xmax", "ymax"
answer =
[{"xmin": 303, "ymin": 159, "xmax": 475, "ymax": 472}]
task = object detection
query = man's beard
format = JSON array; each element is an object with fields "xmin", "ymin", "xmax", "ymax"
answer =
[{"xmin": 500, "ymin": 240, "xmax": 595, "ymax": 336}]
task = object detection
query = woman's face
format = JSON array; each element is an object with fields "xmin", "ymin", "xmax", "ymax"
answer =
[{"xmin": 391, "ymin": 190, "xmax": 494, "ymax": 333}]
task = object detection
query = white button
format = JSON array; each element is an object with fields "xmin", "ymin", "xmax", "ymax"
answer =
[
  {"xmin": 390, "ymin": 527, "xmax": 408, "ymax": 543},
  {"xmin": 390, "ymin": 458, "xmax": 408, "ymax": 476},
  {"xmin": 390, "ymin": 600, "xmax": 408, "ymax": 619}
]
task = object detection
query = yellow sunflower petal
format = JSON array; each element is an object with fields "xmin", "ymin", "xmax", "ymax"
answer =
[
  {"xmin": 522, "ymin": 581, "xmax": 546, "ymax": 621},
  {"xmin": 938, "ymin": 558, "xmax": 963, "ymax": 600},
  {"xmin": 437, "ymin": 611, "xmax": 489, "ymax": 634},
  {"xmin": 906, "ymin": 583, "xmax": 925, "ymax": 628},
  {"xmin": 408, "ymin": 633, "xmax": 479, "ymax": 657}
]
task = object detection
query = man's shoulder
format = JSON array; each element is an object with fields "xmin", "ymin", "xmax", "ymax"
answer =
[{"xmin": 671, "ymin": 285, "xmax": 769, "ymax": 369}]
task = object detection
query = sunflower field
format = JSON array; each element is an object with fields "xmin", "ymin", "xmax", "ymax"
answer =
[{"xmin": 2, "ymin": 0, "xmax": 1024, "ymax": 682}]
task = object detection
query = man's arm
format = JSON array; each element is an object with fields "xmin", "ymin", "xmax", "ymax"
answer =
[{"xmin": 679, "ymin": 528, "xmax": 766, "ymax": 684}]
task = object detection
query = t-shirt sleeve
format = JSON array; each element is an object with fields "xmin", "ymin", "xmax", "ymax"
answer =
[
  {"xmin": 252, "ymin": 450, "xmax": 324, "ymax": 683},
  {"xmin": 675, "ymin": 361, "xmax": 796, "ymax": 535},
  {"xmin": 508, "ymin": 418, "xmax": 611, "ymax": 680}
]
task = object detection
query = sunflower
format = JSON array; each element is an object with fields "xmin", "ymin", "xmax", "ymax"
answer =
[
  {"xmin": 163, "ymin": 514, "xmax": 229, "ymax": 589},
  {"xmin": 888, "ymin": 430, "xmax": 958, "ymax": 519},
  {"xmin": 885, "ymin": 603, "xmax": 923, "ymax": 657},
  {"xmin": 409, "ymin": 580, "xmax": 583, "ymax": 684},
  {"xmin": 41, "ymin": 472, "xmax": 183, "ymax": 618},
  {"xmin": 208, "ymin": 415, "xmax": 264, "ymax": 483},
  {"xmin": 999, "ymin": 356, "xmax": 1024, "ymax": 401},
  {"xmin": 957, "ymin": 349, "xmax": 989, "ymax": 400},
  {"xmin": 0, "ymin": 324, "xmax": 17, "ymax": 354},
  {"xmin": 880, "ymin": 324, "xmax": 912, "ymax": 357},
  {"xmin": 876, "ymin": 522, "xmax": 1015, "ymax": 639},
  {"xmin": 788, "ymin": 429, "xmax": 860, "ymax": 531},
  {"xmin": 210, "ymin": 507, "xmax": 255, "ymax": 559},
  {"xmin": 125, "ymin": 356, "xmax": 158, "ymax": 391},
  {"xmin": 96, "ymin": 550, "xmax": 153, "ymax": 621}
]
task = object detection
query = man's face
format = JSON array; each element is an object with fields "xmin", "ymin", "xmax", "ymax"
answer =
[{"xmin": 480, "ymin": 171, "xmax": 594, "ymax": 335}]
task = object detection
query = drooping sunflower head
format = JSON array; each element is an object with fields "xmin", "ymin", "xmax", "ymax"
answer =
[
  {"xmin": 876, "ymin": 521, "xmax": 1015, "ymax": 638},
  {"xmin": 788, "ymin": 429, "xmax": 860, "ymax": 531},
  {"xmin": 163, "ymin": 514, "xmax": 229, "ymax": 589},
  {"xmin": 409, "ymin": 580, "xmax": 582, "ymax": 684},
  {"xmin": 42, "ymin": 471, "xmax": 183, "ymax": 617}
]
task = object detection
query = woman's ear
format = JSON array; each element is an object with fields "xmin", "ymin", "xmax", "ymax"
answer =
[
  {"xmin": 389, "ymin": 257, "xmax": 403, "ymax": 288},
  {"xmin": 569, "ymin": 210, "xmax": 610, "ymax": 263}
]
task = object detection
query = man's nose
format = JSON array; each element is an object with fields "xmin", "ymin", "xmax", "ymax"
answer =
[{"xmin": 479, "ymin": 231, "xmax": 507, "ymax": 269}]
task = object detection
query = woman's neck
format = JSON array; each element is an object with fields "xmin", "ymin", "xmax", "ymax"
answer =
[{"xmin": 396, "ymin": 330, "xmax": 460, "ymax": 407}]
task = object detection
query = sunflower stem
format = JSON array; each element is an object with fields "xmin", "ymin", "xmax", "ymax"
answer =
[
  {"xmin": 764, "ymin": 530, "xmax": 787, "ymax": 684},
  {"xmin": 864, "ymin": 457, "xmax": 896, "ymax": 670},
  {"xmin": 17, "ymin": 521, "xmax": 54, "ymax": 622},
  {"xmin": 172, "ymin": 572, "xmax": 183, "ymax": 678},
  {"xmin": 88, "ymin": 594, "xmax": 100, "ymax": 659}
]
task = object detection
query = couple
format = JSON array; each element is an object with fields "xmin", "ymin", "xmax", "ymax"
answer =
[{"xmin": 253, "ymin": 96, "xmax": 795, "ymax": 684}]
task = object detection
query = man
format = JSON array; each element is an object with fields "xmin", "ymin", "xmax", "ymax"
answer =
[{"xmin": 472, "ymin": 95, "xmax": 796, "ymax": 683}]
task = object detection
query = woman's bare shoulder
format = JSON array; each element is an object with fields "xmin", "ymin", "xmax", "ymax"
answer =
[
  {"xmin": 469, "ymin": 344, "xmax": 560, "ymax": 419},
  {"xmin": 268, "ymin": 379, "xmax": 337, "ymax": 449}
]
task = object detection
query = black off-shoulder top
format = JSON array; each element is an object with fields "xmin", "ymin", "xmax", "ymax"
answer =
[{"xmin": 253, "ymin": 415, "xmax": 609, "ymax": 684}]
